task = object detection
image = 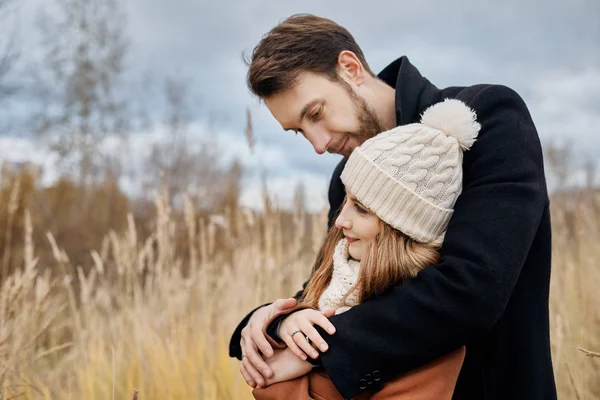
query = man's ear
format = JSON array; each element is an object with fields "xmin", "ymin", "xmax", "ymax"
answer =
[{"xmin": 337, "ymin": 50, "xmax": 365, "ymax": 86}]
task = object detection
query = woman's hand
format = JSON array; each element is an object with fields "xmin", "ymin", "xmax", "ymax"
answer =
[
  {"xmin": 279, "ymin": 307, "xmax": 336, "ymax": 361},
  {"xmin": 262, "ymin": 348, "xmax": 314, "ymax": 386}
]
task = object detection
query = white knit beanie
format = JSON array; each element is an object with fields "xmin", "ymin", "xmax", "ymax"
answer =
[{"xmin": 340, "ymin": 99, "xmax": 481, "ymax": 244}]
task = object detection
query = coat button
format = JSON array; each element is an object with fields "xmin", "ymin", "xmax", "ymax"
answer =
[
  {"xmin": 358, "ymin": 378, "xmax": 368, "ymax": 390},
  {"xmin": 372, "ymin": 370, "xmax": 381, "ymax": 381}
]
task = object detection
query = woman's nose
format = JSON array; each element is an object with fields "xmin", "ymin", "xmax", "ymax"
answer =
[{"xmin": 335, "ymin": 213, "xmax": 352, "ymax": 230}]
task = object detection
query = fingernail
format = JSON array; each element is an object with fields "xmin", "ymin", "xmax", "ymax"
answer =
[
  {"xmin": 320, "ymin": 343, "xmax": 328, "ymax": 351},
  {"xmin": 302, "ymin": 355, "xmax": 307, "ymax": 360},
  {"xmin": 328, "ymin": 328, "xmax": 335, "ymax": 334},
  {"xmin": 263, "ymin": 369, "xmax": 271, "ymax": 377},
  {"xmin": 312, "ymin": 352, "xmax": 318, "ymax": 358}
]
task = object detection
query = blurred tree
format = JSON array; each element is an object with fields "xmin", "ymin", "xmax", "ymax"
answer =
[
  {"xmin": 293, "ymin": 180, "xmax": 307, "ymax": 217},
  {"xmin": 583, "ymin": 158, "xmax": 597, "ymax": 190},
  {"xmin": 544, "ymin": 140, "xmax": 573, "ymax": 191},
  {"xmin": 220, "ymin": 159, "xmax": 243, "ymax": 213},
  {"xmin": 0, "ymin": 0, "xmax": 18, "ymax": 103},
  {"xmin": 0, "ymin": 164, "xmax": 37, "ymax": 282},
  {"xmin": 33, "ymin": 0, "xmax": 129, "ymax": 185},
  {"xmin": 143, "ymin": 75, "xmax": 228, "ymax": 209}
]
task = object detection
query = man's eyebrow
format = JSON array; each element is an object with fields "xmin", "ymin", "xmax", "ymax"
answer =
[{"xmin": 283, "ymin": 99, "xmax": 321, "ymax": 131}]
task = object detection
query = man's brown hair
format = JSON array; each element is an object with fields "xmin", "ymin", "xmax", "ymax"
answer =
[{"xmin": 246, "ymin": 14, "xmax": 374, "ymax": 98}]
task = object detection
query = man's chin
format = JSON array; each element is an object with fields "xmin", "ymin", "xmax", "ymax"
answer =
[{"xmin": 341, "ymin": 146, "xmax": 355, "ymax": 158}]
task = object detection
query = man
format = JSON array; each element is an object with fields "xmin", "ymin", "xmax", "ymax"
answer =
[{"xmin": 229, "ymin": 14, "xmax": 556, "ymax": 400}]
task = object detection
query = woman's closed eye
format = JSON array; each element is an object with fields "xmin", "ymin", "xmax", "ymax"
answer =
[{"xmin": 354, "ymin": 203, "xmax": 368, "ymax": 214}]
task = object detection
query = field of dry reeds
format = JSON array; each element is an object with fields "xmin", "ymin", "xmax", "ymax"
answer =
[{"xmin": 0, "ymin": 169, "xmax": 598, "ymax": 399}]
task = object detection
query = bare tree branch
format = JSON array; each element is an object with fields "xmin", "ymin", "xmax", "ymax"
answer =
[
  {"xmin": 583, "ymin": 158, "xmax": 597, "ymax": 189},
  {"xmin": 33, "ymin": 0, "xmax": 129, "ymax": 184},
  {"xmin": 544, "ymin": 140, "xmax": 573, "ymax": 191},
  {"xmin": 142, "ymin": 74, "xmax": 229, "ymax": 208},
  {"xmin": 0, "ymin": 0, "xmax": 19, "ymax": 103}
]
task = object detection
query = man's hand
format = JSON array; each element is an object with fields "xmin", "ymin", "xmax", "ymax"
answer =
[
  {"xmin": 262, "ymin": 348, "xmax": 313, "ymax": 387},
  {"xmin": 239, "ymin": 298, "xmax": 297, "ymax": 388},
  {"xmin": 279, "ymin": 307, "xmax": 336, "ymax": 361}
]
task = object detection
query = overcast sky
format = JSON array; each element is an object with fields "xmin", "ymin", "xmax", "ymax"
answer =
[{"xmin": 2, "ymin": 0, "xmax": 599, "ymax": 211}]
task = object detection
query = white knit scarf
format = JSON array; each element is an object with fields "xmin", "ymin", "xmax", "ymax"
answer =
[{"xmin": 317, "ymin": 239, "xmax": 361, "ymax": 314}]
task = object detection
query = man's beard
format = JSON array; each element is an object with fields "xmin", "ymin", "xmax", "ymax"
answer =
[
  {"xmin": 354, "ymin": 93, "xmax": 383, "ymax": 142},
  {"xmin": 336, "ymin": 78, "xmax": 384, "ymax": 156}
]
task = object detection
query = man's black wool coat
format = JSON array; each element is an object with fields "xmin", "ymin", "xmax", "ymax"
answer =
[{"xmin": 230, "ymin": 56, "xmax": 557, "ymax": 400}]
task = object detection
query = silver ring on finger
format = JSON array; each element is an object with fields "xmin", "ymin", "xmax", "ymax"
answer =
[{"xmin": 291, "ymin": 329, "xmax": 302, "ymax": 338}]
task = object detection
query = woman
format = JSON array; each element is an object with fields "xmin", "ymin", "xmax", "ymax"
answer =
[{"xmin": 253, "ymin": 99, "xmax": 479, "ymax": 399}]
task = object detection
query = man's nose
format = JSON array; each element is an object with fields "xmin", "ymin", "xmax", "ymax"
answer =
[{"xmin": 305, "ymin": 128, "xmax": 332, "ymax": 155}]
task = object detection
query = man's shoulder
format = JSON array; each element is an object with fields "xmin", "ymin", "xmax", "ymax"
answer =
[
  {"xmin": 441, "ymin": 84, "xmax": 528, "ymax": 112},
  {"xmin": 439, "ymin": 84, "xmax": 541, "ymax": 165}
]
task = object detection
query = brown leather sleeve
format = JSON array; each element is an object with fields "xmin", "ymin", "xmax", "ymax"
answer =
[
  {"xmin": 253, "ymin": 371, "xmax": 344, "ymax": 400},
  {"xmin": 357, "ymin": 346, "xmax": 466, "ymax": 400},
  {"xmin": 253, "ymin": 374, "xmax": 315, "ymax": 400},
  {"xmin": 263, "ymin": 305, "xmax": 314, "ymax": 349}
]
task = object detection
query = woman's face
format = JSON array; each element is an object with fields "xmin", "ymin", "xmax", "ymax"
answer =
[{"xmin": 334, "ymin": 193, "xmax": 381, "ymax": 260}]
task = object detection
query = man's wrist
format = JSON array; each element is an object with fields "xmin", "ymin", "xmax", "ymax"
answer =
[{"xmin": 266, "ymin": 314, "xmax": 287, "ymax": 343}]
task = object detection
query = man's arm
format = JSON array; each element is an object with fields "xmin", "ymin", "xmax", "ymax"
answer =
[
  {"xmin": 229, "ymin": 284, "xmax": 310, "ymax": 360},
  {"xmin": 229, "ymin": 303, "xmax": 270, "ymax": 359},
  {"xmin": 313, "ymin": 85, "xmax": 548, "ymax": 399}
]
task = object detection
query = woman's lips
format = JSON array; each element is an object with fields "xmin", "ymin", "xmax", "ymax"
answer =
[{"xmin": 345, "ymin": 236, "xmax": 358, "ymax": 243}]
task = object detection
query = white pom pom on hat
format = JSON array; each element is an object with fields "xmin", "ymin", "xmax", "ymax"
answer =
[
  {"xmin": 420, "ymin": 98, "xmax": 481, "ymax": 151},
  {"xmin": 341, "ymin": 97, "xmax": 482, "ymax": 244}
]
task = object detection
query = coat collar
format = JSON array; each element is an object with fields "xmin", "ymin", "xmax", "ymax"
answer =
[{"xmin": 377, "ymin": 56, "xmax": 440, "ymax": 126}]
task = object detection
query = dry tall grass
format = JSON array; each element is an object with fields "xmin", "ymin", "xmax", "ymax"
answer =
[
  {"xmin": 549, "ymin": 192, "xmax": 600, "ymax": 398},
  {"xmin": 0, "ymin": 184, "xmax": 598, "ymax": 399}
]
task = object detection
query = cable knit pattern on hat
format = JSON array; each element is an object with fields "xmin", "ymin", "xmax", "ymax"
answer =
[
  {"xmin": 341, "ymin": 99, "xmax": 480, "ymax": 244},
  {"xmin": 318, "ymin": 239, "xmax": 360, "ymax": 315}
]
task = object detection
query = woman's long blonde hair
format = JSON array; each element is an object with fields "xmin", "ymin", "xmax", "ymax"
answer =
[{"xmin": 300, "ymin": 202, "xmax": 441, "ymax": 308}]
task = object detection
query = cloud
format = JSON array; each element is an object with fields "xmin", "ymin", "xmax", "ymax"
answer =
[
  {"xmin": 0, "ymin": 121, "xmax": 335, "ymax": 211},
  {"xmin": 527, "ymin": 66, "xmax": 600, "ymax": 159},
  {"xmin": 240, "ymin": 170, "xmax": 330, "ymax": 213},
  {"xmin": 5, "ymin": 0, "xmax": 599, "ymax": 209}
]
